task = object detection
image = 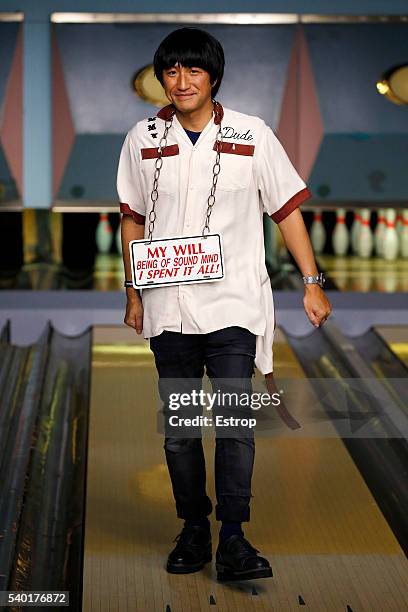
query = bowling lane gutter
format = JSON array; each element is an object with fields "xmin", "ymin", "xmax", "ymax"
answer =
[
  {"xmin": 285, "ymin": 321, "xmax": 408, "ymax": 556},
  {"xmin": 0, "ymin": 322, "xmax": 91, "ymax": 609},
  {"xmin": 0, "ymin": 320, "xmax": 10, "ymax": 343},
  {"xmin": 351, "ymin": 328, "xmax": 408, "ymax": 419}
]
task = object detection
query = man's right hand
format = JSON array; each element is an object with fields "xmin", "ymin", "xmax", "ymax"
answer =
[{"xmin": 124, "ymin": 290, "xmax": 144, "ymax": 334}]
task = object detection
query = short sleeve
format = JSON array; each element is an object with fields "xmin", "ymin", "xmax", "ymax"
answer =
[
  {"xmin": 116, "ymin": 132, "xmax": 146, "ymax": 224},
  {"xmin": 255, "ymin": 124, "xmax": 312, "ymax": 223}
]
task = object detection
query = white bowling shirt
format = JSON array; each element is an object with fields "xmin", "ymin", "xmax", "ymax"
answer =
[{"xmin": 117, "ymin": 102, "xmax": 311, "ymax": 374}]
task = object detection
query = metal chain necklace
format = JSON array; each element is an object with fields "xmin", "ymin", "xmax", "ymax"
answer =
[
  {"xmin": 147, "ymin": 117, "xmax": 173, "ymax": 242},
  {"xmin": 147, "ymin": 106, "xmax": 223, "ymax": 243}
]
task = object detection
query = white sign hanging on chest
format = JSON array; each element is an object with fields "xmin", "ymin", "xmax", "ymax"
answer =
[{"xmin": 129, "ymin": 234, "xmax": 224, "ymax": 288}]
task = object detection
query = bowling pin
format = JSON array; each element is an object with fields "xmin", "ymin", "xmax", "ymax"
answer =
[
  {"xmin": 383, "ymin": 274, "xmax": 398, "ymax": 292},
  {"xmin": 357, "ymin": 209, "xmax": 373, "ymax": 258},
  {"xmin": 310, "ymin": 211, "xmax": 326, "ymax": 255},
  {"xmin": 332, "ymin": 208, "xmax": 349, "ymax": 256},
  {"xmin": 116, "ymin": 214, "xmax": 122, "ymax": 255},
  {"xmin": 374, "ymin": 209, "xmax": 386, "ymax": 257},
  {"xmin": 400, "ymin": 210, "xmax": 408, "ymax": 258},
  {"xmin": 383, "ymin": 209, "xmax": 399, "ymax": 261},
  {"xmin": 96, "ymin": 212, "xmax": 113, "ymax": 254},
  {"xmin": 350, "ymin": 210, "xmax": 361, "ymax": 255},
  {"xmin": 396, "ymin": 210, "xmax": 403, "ymax": 241}
]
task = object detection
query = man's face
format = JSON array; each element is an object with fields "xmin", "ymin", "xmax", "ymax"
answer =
[{"xmin": 162, "ymin": 62, "xmax": 215, "ymax": 112}]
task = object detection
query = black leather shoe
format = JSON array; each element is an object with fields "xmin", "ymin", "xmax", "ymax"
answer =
[
  {"xmin": 166, "ymin": 525, "xmax": 212, "ymax": 574},
  {"xmin": 216, "ymin": 534, "xmax": 272, "ymax": 581}
]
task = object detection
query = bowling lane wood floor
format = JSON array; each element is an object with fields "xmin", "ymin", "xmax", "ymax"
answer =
[
  {"xmin": 17, "ymin": 253, "xmax": 403, "ymax": 291},
  {"xmin": 82, "ymin": 326, "xmax": 408, "ymax": 612},
  {"xmin": 91, "ymin": 253, "xmax": 408, "ymax": 292},
  {"xmin": 317, "ymin": 254, "xmax": 408, "ymax": 292}
]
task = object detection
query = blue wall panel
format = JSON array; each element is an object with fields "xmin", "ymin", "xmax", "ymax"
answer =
[
  {"xmin": 0, "ymin": 149, "xmax": 18, "ymax": 201},
  {"xmin": 55, "ymin": 22, "xmax": 408, "ymax": 135},
  {"xmin": 54, "ymin": 22, "xmax": 408, "ymax": 201},
  {"xmin": 306, "ymin": 24, "xmax": 408, "ymax": 133},
  {"xmin": 23, "ymin": 20, "xmax": 52, "ymax": 208},
  {"xmin": 58, "ymin": 134, "xmax": 123, "ymax": 200},
  {"xmin": 55, "ymin": 23, "xmax": 294, "ymax": 133},
  {"xmin": 310, "ymin": 135, "xmax": 408, "ymax": 200}
]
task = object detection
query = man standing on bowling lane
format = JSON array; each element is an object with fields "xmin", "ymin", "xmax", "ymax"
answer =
[{"xmin": 117, "ymin": 28, "xmax": 332, "ymax": 581}]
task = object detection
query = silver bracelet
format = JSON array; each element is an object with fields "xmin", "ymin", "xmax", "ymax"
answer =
[{"xmin": 302, "ymin": 272, "xmax": 325, "ymax": 287}]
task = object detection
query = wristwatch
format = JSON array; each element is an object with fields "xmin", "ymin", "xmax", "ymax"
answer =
[
  {"xmin": 302, "ymin": 272, "xmax": 325, "ymax": 288},
  {"xmin": 124, "ymin": 280, "xmax": 134, "ymax": 288}
]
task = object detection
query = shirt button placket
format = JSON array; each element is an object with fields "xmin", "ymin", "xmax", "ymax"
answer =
[
  {"xmin": 184, "ymin": 148, "xmax": 195, "ymax": 232},
  {"xmin": 179, "ymin": 146, "xmax": 195, "ymax": 331}
]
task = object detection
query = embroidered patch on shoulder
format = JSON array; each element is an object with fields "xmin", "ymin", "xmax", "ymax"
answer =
[
  {"xmin": 147, "ymin": 116, "xmax": 158, "ymax": 140},
  {"xmin": 222, "ymin": 126, "xmax": 254, "ymax": 141}
]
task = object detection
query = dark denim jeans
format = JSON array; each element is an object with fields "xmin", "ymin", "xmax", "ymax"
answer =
[{"xmin": 149, "ymin": 326, "xmax": 256, "ymax": 522}]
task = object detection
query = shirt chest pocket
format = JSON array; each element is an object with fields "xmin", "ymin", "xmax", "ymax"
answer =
[
  {"xmin": 213, "ymin": 142, "xmax": 255, "ymax": 191},
  {"xmin": 140, "ymin": 144, "xmax": 179, "ymax": 195}
]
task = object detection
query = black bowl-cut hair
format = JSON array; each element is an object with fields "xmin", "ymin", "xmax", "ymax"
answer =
[{"xmin": 153, "ymin": 27, "xmax": 225, "ymax": 98}]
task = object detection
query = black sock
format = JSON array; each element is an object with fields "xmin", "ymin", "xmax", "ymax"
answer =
[
  {"xmin": 219, "ymin": 521, "xmax": 243, "ymax": 541},
  {"xmin": 184, "ymin": 517, "xmax": 210, "ymax": 530}
]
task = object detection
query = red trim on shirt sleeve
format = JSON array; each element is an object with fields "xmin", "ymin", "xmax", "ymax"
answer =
[
  {"xmin": 270, "ymin": 187, "xmax": 312, "ymax": 224},
  {"xmin": 120, "ymin": 203, "xmax": 145, "ymax": 225}
]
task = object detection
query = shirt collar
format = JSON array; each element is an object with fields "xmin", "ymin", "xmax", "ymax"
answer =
[
  {"xmin": 157, "ymin": 99, "xmax": 224, "ymax": 125},
  {"xmin": 157, "ymin": 100, "xmax": 224, "ymax": 149},
  {"xmin": 172, "ymin": 112, "xmax": 214, "ymax": 147}
]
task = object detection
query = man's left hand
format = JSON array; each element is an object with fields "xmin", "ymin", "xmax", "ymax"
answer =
[{"xmin": 303, "ymin": 285, "xmax": 332, "ymax": 328}]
